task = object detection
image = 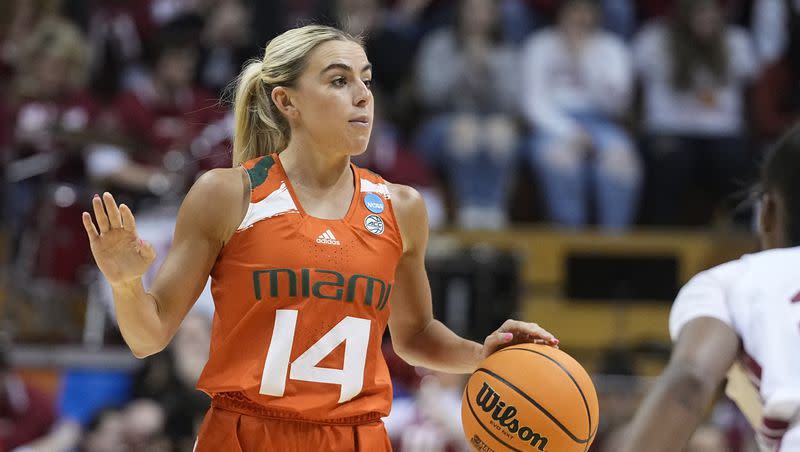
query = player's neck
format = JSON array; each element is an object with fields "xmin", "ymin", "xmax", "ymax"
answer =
[{"xmin": 280, "ymin": 141, "xmax": 352, "ymax": 192}]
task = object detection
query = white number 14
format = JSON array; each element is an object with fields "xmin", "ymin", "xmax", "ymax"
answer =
[{"xmin": 259, "ymin": 310, "xmax": 372, "ymax": 403}]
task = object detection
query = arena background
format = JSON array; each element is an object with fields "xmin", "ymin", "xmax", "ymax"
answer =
[{"xmin": 0, "ymin": 0, "xmax": 792, "ymax": 450}]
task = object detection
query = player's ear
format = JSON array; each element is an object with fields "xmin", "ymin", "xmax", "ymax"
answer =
[{"xmin": 272, "ymin": 86, "xmax": 298, "ymax": 120}]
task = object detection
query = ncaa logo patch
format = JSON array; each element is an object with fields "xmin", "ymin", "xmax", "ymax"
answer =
[
  {"xmin": 364, "ymin": 214, "xmax": 384, "ymax": 235},
  {"xmin": 364, "ymin": 193, "xmax": 385, "ymax": 214}
]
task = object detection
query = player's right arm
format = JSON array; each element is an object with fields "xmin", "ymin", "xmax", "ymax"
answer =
[
  {"xmin": 82, "ymin": 168, "xmax": 247, "ymax": 358},
  {"xmin": 619, "ymin": 317, "xmax": 739, "ymax": 452},
  {"xmin": 619, "ymin": 264, "xmax": 743, "ymax": 452}
]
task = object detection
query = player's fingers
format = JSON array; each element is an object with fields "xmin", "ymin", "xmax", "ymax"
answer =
[
  {"xmin": 499, "ymin": 320, "xmax": 558, "ymax": 345},
  {"xmin": 82, "ymin": 212, "xmax": 99, "ymax": 242},
  {"xmin": 92, "ymin": 194, "xmax": 110, "ymax": 233},
  {"xmin": 483, "ymin": 330, "xmax": 515, "ymax": 355},
  {"xmin": 120, "ymin": 204, "xmax": 136, "ymax": 233},
  {"xmin": 102, "ymin": 192, "xmax": 122, "ymax": 229}
]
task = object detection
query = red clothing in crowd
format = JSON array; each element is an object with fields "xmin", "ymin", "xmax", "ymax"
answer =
[
  {"xmin": 754, "ymin": 58, "xmax": 800, "ymax": 140},
  {"xmin": 0, "ymin": 376, "xmax": 56, "ymax": 452},
  {"xmin": 112, "ymin": 84, "xmax": 229, "ymax": 171}
]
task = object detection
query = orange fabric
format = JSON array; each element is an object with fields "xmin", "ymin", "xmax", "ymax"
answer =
[
  {"xmin": 195, "ymin": 403, "xmax": 392, "ymax": 452},
  {"xmin": 196, "ymin": 153, "xmax": 404, "ymax": 427}
]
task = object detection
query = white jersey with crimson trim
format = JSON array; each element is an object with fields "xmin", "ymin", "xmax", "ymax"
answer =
[{"xmin": 669, "ymin": 247, "xmax": 800, "ymax": 452}]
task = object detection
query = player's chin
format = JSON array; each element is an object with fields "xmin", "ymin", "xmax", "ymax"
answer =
[{"xmin": 343, "ymin": 136, "xmax": 371, "ymax": 156}]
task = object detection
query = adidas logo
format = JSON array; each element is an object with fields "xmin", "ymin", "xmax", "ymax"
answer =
[{"xmin": 316, "ymin": 229, "xmax": 340, "ymax": 245}]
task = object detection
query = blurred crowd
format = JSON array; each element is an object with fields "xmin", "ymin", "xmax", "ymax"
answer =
[
  {"xmin": 0, "ymin": 0, "xmax": 800, "ymax": 260},
  {"xmin": 1, "ymin": 0, "xmax": 797, "ymax": 451},
  {"xmin": 2, "ymin": 0, "xmax": 798, "ymax": 282}
]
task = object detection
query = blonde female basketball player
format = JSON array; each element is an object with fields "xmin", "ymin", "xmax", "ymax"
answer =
[
  {"xmin": 82, "ymin": 25, "xmax": 558, "ymax": 451},
  {"xmin": 620, "ymin": 126, "xmax": 800, "ymax": 451}
]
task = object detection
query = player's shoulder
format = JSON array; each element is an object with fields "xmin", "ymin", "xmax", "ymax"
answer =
[
  {"xmin": 184, "ymin": 167, "xmax": 248, "ymax": 237},
  {"xmin": 739, "ymin": 246, "xmax": 800, "ymax": 275},
  {"xmin": 386, "ymin": 183, "xmax": 427, "ymax": 254},
  {"xmin": 191, "ymin": 167, "xmax": 247, "ymax": 202},
  {"xmin": 386, "ymin": 183, "xmax": 425, "ymax": 218},
  {"xmin": 686, "ymin": 247, "xmax": 800, "ymax": 292}
]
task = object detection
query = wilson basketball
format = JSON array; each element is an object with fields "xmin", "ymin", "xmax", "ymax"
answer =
[{"xmin": 461, "ymin": 343, "xmax": 599, "ymax": 451}]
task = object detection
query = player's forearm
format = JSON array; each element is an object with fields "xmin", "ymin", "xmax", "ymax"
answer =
[
  {"xmin": 620, "ymin": 366, "xmax": 713, "ymax": 452},
  {"xmin": 111, "ymin": 278, "xmax": 170, "ymax": 358},
  {"xmin": 394, "ymin": 320, "xmax": 483, "ymax": 374}
]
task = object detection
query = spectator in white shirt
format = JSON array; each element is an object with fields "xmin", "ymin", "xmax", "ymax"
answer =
[
  {"xmin": 522, "ymin": 0, "xmax": 640, "ymax": 230},
  {"xmin": 415, "ymin": 0, "xmax": 519, "ymax": 230},
  {"xmin": 633, "ymin": 0, "xmax": 759, "ymax": 225}
]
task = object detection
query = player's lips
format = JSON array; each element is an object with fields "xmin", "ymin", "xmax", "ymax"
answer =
[{"xmin": 349, "ymin": 116, "xmax": 370, "ymax": 126}]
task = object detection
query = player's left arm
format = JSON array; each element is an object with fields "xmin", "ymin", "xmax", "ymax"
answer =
[
  {"xmin": 386, "ymin": 184, "xmax": 557, "ymax": 374},
  {"xmin": 619, "ymin": 317, "xmax": 740, "ymax": 452}
]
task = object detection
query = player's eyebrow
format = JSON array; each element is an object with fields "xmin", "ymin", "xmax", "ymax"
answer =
[{"xmin": 320, "ymin": 63, "xmax": 373, "ymax": 75}]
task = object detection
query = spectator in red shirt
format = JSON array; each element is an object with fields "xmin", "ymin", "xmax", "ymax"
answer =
[
  {"xmin": 753, "ymin": 57, "xmax": 800, "ymax": 144},
  {"xmin": 101, "ymin": 18, "xmax": 229, "ymax": 199},
  {"xmin": 752, "ymin": 0, "xmax": 800, "ymax": 145},
  {"xmin": 5, "ymin": 17, "xmax": 100, "ymax": 282},
  {"xmin": 195, "ymin": 0, "xmax": 251, "ymax": 97},
  {"xmin": 0, "ymin": 340, "xmax": 57, "ymax": 452}
]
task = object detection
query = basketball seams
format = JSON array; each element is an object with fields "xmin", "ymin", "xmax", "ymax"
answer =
[
  {"xmin": 583, "ymin": 423, "xmax": 600, "ymax": 452},
  {"xmin": 498, "ymin": 347, "xmax": 594, "ymax": 443},
  {"xmin": 464, "ymin": 384, "xmax": 525, "ymax": 452},
  {"xmin": 474, "ymin": 368, "xmax": 590, "ymax": 444}
]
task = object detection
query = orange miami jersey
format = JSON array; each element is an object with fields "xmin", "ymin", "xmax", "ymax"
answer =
[{"xmin": 196, "ymin": 153, "xmax": 404, "ymax": 424}]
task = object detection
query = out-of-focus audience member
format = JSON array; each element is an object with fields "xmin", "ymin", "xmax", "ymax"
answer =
[
  {"xmin": 522, "ymin": 0, "xmax": 639, "ymax": 231},
  {"xmin": 132, "ymin": 314, "xmax": 211, "ymax": 452},
  {"xmin": 0, "ymin": 0, "xmax": 62, "ymax": 88},
  {"xmin": 415, "ymin": 0, "xmax": 520, "ymax": 229},
  {"xmin": 80, "ymin": 400, "xmax": 170, "ymax": 452},
  {"xmin": 6, "ymin": 16, "xmax": 96, "ymax": 193},
  {"xmin": 4, "ymin": 17, "xmax": 99, "ymax": 283},
  {"xmin": 80, "ymin": 408, "xmax": 125, "ymax": 452},
  {"xmin": 83, "ymin": 0, "xmax": 155, "ymax": 100},
  {"xmin": 92, "ymin": 18, "xmax": 228, "ymax": 199},
  {"xmin": 752, "ymin": 0, "xmax": 800, "ymax": 145},
  {"xmin": 386, "ymin": 371, "xmax": 470, "ymax": 452},
  {"xmin": 634, "ymin": 0, "xmax": 759, "ymax": 226},
  {"xmin": 196, "ymin": 0, "xmax": 251, "ymax": 97},
  {"xmin": 0, "ymin": 338, "xmax": 57, "ymax": 452}
]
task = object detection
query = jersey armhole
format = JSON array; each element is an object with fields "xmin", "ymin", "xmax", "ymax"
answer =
[
  {"xmin": 235, "ymin": 164, "xmax": 254, "ymax": 232},
  {"xmin": 383, "ymin": 192, "xmax": 405, "ymax": 255}
]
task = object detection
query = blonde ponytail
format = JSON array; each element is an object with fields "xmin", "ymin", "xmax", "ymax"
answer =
[
  {"xmin": 231, "ymin": 61, "xmax": 289, "ymax": 165},
  {"xmin": 230, "ymin": 25, "xmax": 362, "ymax": 166}
]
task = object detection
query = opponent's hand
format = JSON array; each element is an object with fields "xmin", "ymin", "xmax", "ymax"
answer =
[
  {"xmin": 82, "ymin": 192, "xmax": 156, "ymax": 285},
  {"xmin": 480, "ymin": 319, "xmax": 559, "ymax": 361}
]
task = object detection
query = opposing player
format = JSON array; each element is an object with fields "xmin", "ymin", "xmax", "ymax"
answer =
[
  {"xmin": 620, "ymin": 126, "xmax": 800, "ymax": 451},
  {"xmin": 82, "ymin": 25, "xmax": 558, "ymax": 451}
]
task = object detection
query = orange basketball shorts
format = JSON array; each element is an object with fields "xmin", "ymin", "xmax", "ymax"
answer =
[{"xmin": 194, "ymin": 405, "xmax": 392, "ymax": 452}]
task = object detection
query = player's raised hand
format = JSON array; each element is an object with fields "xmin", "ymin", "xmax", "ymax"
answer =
[
  {"xmin": 480, "ymin": 319, "xmax": 559, "ymax": 360},
  {"xmin": 82, "ymin": 192, "xmax": 156, "ymax": 285}
]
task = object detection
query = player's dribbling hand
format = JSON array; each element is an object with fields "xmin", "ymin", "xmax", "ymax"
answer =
[
  {"xmin": 82, "ymin": 192, "xmax": 156, "ymax": 285},
  {"xmin": 480, "ymin": 319, "xmax": 559, "ymax": 361}
]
